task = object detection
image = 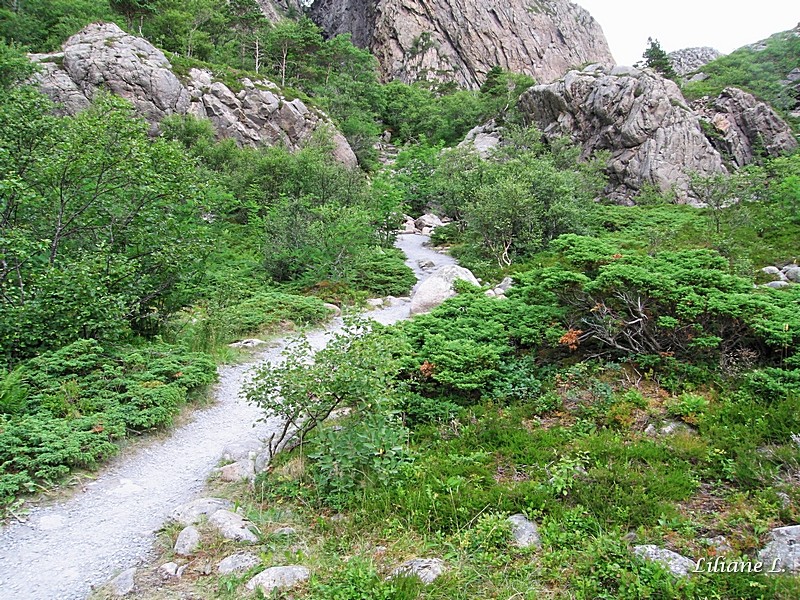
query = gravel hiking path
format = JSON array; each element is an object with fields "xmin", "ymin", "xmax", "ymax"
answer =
[{"xmin": 0, "ymin": 234, "xmax": 454, "ymax": 600}]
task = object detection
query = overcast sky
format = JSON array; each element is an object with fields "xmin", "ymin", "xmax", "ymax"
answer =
[{"xmin": 577, "ymin": 1, "xmax": 799, "ymax": 66}]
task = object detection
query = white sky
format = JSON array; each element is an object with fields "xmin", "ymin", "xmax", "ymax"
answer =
[{"xmin": 577, "ymin": 1, "xmax": 799, "ymax": 66}]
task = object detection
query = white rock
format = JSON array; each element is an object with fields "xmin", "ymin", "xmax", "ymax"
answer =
[
  {"xmin": 171, "ymin": 497, "xmax": 233, "ymax": 526},
  {"xmin": 484, "ymin": 289, "xmax": 497, "ymax": 297},
  {"xmin": 763, "ymin": 281, "xmax": 791, "ymax": 289},
  {"xmin": 245, "ymin": 565, "xmax": 310, "ymax": 593},
  {"xmin": 218, "ymin": 552, "xmax": 261, "ymax": 575},
  {"xmin": 410, "ymin": 265, "xmax": 480, "ymax": 315},
  {"xmin": 228, "ymin": 338, "xmax": 267, "ymax": 349},
  {"xmin": 272, "ymin": 526, "xmax": 297, "ymax": 536},
  {"xmin": 761, "ymin": 266, "xmax": 782, "ymax": 276},
  {"xmin": 390, "ymin": 558, "xmax": 445, "ymax": 584},
  {"xmin": 633, "ymin": 545, "xmax": 695, "ymax": 577},
  {"xmin": 366, "ymin": 298, "xmax": 384, "ymax": 307},
  {"xmin": 497, "ymin": 277, "xmax": 514, "ymax": 292},
  {"xmin": 174, "ymin": 525, "xmax": 201, "ymax": 556},
  {"xmin": 208, "ymin": 509, "xmax": 259, "ymax": 543},
  {"xmin": 414, "ymin": 213, "xmax": 444, "ymax": 230},
  {"xmin": 508, "ymin": 514, "xmax": 542, "ymax": 548},
  {"xmin": 109, "ymin": 567, "xmax": 136, "ymax": 596}
]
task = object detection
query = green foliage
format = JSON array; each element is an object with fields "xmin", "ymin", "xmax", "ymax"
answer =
[
  {"xmin": 0, "ymin": 90, "xmax": 210, "ymax": 364},
  {"xmin": 0, "ymin": 339, "xmax": 216, "ymax": 504},
  {"xmin": 681, "ymin": 29, "xmax": 800, "ymax": 120},
  {"xmin": 309, "ymin": 557, "xmax": 421, "ymax": 600},
  {"xmin": 640, "ymin": 37, "xmax": 677, "ymax": 80}
]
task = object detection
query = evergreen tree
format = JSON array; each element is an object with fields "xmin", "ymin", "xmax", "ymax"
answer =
[{"xmin": 641, "ymin": 37, "xmax": 678, "ymax": 80}]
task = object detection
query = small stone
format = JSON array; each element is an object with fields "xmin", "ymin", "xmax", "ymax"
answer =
[
  {"xmin": 174, "ymin": 525, "xmax": 201, "ymax": 556},
  {"xmin": 218, "ymin": 552, "xmax": 261, "ymax": 575},
  {"xmin": 507, "ymin": 514, "xmax": 542, "ymax": 549},
  {"xmin": 245, "ymin": 565, "xmax": 310, "ymax": 593},
  {"xmin": 484, "ymin": 289, "xmax": 496, "ymax": 297},
  {"xmin": 171, "ymin": 497, "xmax": 233, "ymax": 526},
  {"xmin": 389, "ymin": 558, "xmax": 445, "ymax": 584},
  {"xmin": 763, "ymin": 281, "xmax": 791, "ymax": 289},
  {"xmin": 496, "ymin": 277, "xmax": 513, "ymax": 292},
  {"xmin": 366, "ymin": 298, "xmax": 384, "ymax": 308},
  {"xmin": 109, "ymin": 567, "xmax": 136, "ymax": 596},
  {"xmin": 761, "ymin": 266, "xmax": 783, "ymax": 276},
  {"xmin": 757, "ymin": 525, "xmax": 800, "ymax": 573},
  {"xmin": 417, "ymin": 259, "xmax": 435, "ymax": 269},
  {"xmin": 272, "ymin": 527, "xmax": 297, "ymax": 537},
  {"xmin": 633, "ymin": 545, "xmax": 695, "ymax": 577},
  {"xmin": 209, "ymin": 509, "xmax": 259, "ymax": 543},
  {"xmin": 159, "ymin": 562, "xmax": 179, "ymax": 577},
  {"xmin": 623, "ymin": 531, "xmax": 638, "ymax": 543}
]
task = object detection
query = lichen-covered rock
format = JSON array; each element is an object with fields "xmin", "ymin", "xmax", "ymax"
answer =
[
  {"xmin": 245, "ymin": 565, "xmax": 310, "ymax": 593},
  {"xmin": 171, "ymin": 497, "xmax": 233, "ymax": 527},
  {"xmin": 519, "ymin": 66, "xmax": 727, "ymax": 204},
  {"xmin": 757, "ymin": 525, "xmax": 800, "ymax": 573},
  {"xmin": 633, "ymin": 545, "xmax": 695, "ymax": 577},
  {"xmin": 174, "ymin": 526, "xmax": 201, "ymax": 556},
  {"xmin": 218, "ymin": 552, "xmax": 262, "ymax": 575},
  {"xmin": 389, "ymin": 558, "xmax": 445, "ymax": 584},
  {"xmin": 508, "ymin": 514, "xmax": 541, "ymax": 549},
  {"xmin": 668, "ymin": 47, "xmax": 723, "ymax": 76},
  {"xmin": 109, "ymin": 567, "xmax": 136, "ymax": 596},
  {"xmin": 693, "ymin": 87, "xmax": 798, "ymax": 167},
  {"xmin": 309, "ymin": 0, "xmax": 614, "ymax": 89},
  {"xmin": 30, "ymin": 23, "xmax": 356, "ymax": 167},
  {"xmin": 208, "ymin": 509, "xmax": 259, "ymax": 543},
  {"xmin": 409, "ymin": 265, "xmax": 480, "ymax": 315}
]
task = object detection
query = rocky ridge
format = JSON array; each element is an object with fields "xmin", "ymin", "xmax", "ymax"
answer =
[
  {"xmin": 30, "ymin": 23, "xmax": 357, "ymax": 166},
  {"xmin": 668, "ymin": 47, "xmax": 722, "ymax": 77},
  {"xmin": 518, "ymin": 65, "xmax": 797, "ymax": 204},
  {"xmin": 308, "ymin": 0, "xmax": 615, "ymax": 89}
]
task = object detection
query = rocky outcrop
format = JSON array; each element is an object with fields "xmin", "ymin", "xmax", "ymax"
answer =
[
  {"xmin": 758, "ymin": 525, "xmax": 800, "ymax": 573},
  {"xmin": 308, "ymin": 0, "xmax": 615, "ymax": 89},
  {"xmin": 692, "ymin": 87, "xmax": 798, "ymax": 167},
  {"xmin": 519, "ymin": 64, "xmax": 727, "ymax": 203},
  {"xmin": 668, "ymin": 47, "xmax": 722, "ymax": 76},
  {"xmin": 257, "ymin": 0, "xmax": 303, "ymax": 23},
  {"xmin": 458, "ymin": 119, "xmax": 502, "ymax": 158},
  {"xmin": 30, "ymin": 23, "xmax": 356, "ymax": 166}
]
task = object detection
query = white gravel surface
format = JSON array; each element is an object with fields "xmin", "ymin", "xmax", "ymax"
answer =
[{"xmin": 0, "ymin": 234, "xmax": 454, "ymax": 600}]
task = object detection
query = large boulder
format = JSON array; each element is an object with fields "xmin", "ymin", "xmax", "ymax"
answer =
[
  {"xmin": 308, "ymin": 0, "xmax": 614, "ymax": 89},
  {"xmin": 692, "ymin": 87, "xmax": 798, "ymax": 167},
  {"xmin": 30, "ymin": 23, "xmax": 356, "ymax": 167},
  {"xmin": 409, "ymin": 265, "xmax": 479, "ymax": 315},
  {"xmin": 519, "ymin": 65, "xmax": 727, "ymax": 204}
]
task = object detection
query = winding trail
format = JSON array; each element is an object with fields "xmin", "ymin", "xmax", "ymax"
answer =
[{"xmin": 0, "ymin": 234, "xmax": 454, "ymax": 600}]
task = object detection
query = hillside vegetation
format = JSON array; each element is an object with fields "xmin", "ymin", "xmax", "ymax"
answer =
[
  {"xmin": 2, "ymin": 3, "xmax": 800, "ymax": 599},
  {"xmin": 682, "ymin": 28, "xmax": 800, "ymax": 129}
]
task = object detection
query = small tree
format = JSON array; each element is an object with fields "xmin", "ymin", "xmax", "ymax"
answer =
[{"xmin": 641, "ymin": 37, "xmax": 677, "ymax": 80}]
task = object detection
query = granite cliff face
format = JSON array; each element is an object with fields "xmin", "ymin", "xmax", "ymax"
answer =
[
  {"xmin": 518, "ymin": 65, "xmax": 797, "ymax": 204},
  {"xmin": 31, "ymin": 23, "xmax": 357, "ymax": 166},
  {"xmin": 692, "ymin": 87, "xmax": 798, "ymax": 167},
  {"xmin": 308, "ymin": 0, "xmax": 615, "ymax": 89}
]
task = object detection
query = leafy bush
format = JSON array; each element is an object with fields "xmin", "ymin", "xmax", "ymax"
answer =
[{"xmin": 0, "ymin": 339, "xmax": 216, "ymax": 504}]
